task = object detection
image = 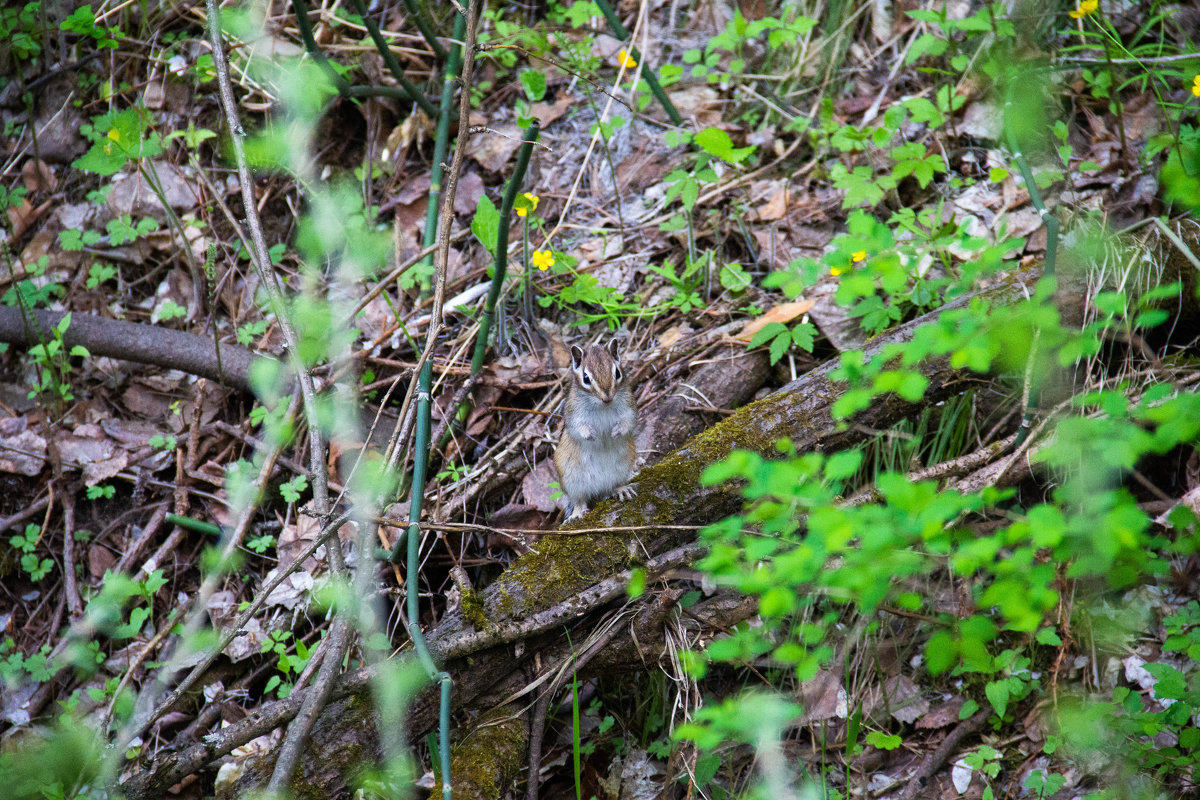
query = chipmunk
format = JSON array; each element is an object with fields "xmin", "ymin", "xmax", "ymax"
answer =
[{"xmin": 553, "ymin": 340, "xmax": 637, "ymax": 520}]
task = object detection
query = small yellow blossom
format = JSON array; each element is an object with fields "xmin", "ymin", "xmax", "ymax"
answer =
[
  {"xmin": 517, "ymin": 192, "xmax": 539, "ymax": 217},
  {"xmin": 1192, "ymin": 75, "xmax": 1200, "ymax": 98},
  {"xmin": 831, "ymin": 265, "xmax": 847, "ymax": 276},
  {"xmin": 532, "ymin": 249, "xmax": 555, "ymax": 271},
  {"xmin": 851, "ymin": 250, "xmax": 867, "ymax": 262},
  {"xmin": 617, "ymin": 49, "xmax": 638, "ymax": 69},
  {"xmin": 1069, "ymin": 0, "xmax": 1097, "ymax": 19}
]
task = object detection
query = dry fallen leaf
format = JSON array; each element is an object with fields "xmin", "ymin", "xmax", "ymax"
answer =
[
  {"xmin": 794, "ymin": 669, "xmax": 848, "ymax": 724},
  {"xmin": 22, "ymin": 159, "xmax": 57, "ymax": 192},
  {"xmin": 522, "ymin": 460, "xmax": 559, "ymax": 513},
  {"xmin": 916, "ymin": 696, "xmax": 967, "ymax": 729},
  {"xmin": 466, "ymin": 123, "xmax": 524, "ymax": 173},
  {"xmin": 531, "ymin": 92, "xmax": 574, "ymax": 128},
  {"xmin": 758, "ymin": 185, "xmax": 788, "ymax": 221},
  {"xmin": 657, "ymin": 324, "xmax": 692, "ymax": 351}
]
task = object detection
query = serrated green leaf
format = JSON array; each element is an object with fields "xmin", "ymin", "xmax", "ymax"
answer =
[
  {"xmin": 748, "ymin": 322, "xmax": 787, "ymax": 349},
  {"xmin": 768, "ymin": 331, "xmax": 790, "ymax": 364}
]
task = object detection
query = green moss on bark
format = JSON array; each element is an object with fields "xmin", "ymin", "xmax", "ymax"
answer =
[{"xmin": 430, "ymin": 705, "xmax": 526, "ymax": 800}]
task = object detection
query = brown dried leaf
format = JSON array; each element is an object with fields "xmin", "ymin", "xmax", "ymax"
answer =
[
  {"xmin": 668, "ymin": 86, "xmax": 724, "ymax": 128},
  {"xmin": 795, "ymin": 669, "xmax": 847, "ymax": 724},
  {"xmin": 7, "ymin": 198, "xmax": 46, "ymax": 240},
  {"xmin": 454, "ymin": 170, "xmax": 485, "ymax": 216},
  {"xmin": 21, "ymin": 159, "xmax": 57, "ymax": 192},
  {"xmin": 531, "ymin": 93, "xmax": 573, "ymax": 128},
  {"xmin": 489, "ymin": 502, "xmax": 549, "ymax": 531},
  {"xmin": 522, "ymin": 459, "xmax": 559, "ymax": 513},
  {"xmin": 658, "ymin": 324, "xmax": 692, "ymax": 351},
  {"xmin": 59, "ymin": 424, "xmax": 117, "ymax": 468},
  {"xmin": 758, "ymin": 185, "xmax": 788, "ymax": 221},
  {"xmin": 466, "ymin": 124, "xmax": 523, "ymax": 173},
  {"xmin": 88, "ymin": 544, "xmax": 117, "ymax": 580},
  {"xmin": 861, "ymin": 675, "xmax": 927, "ymax": 725},
  {"xmin": 916, "ymin": 697, "xmax": 966, "ymax": 729}
]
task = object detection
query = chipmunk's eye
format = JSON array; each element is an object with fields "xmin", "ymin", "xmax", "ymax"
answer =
[
  {"xmin": 582, "ymin": 371, "xmax": 592, "ymax": 385},
  {"xmin": 614, "ymin": 366, "xmax": 623, "ymax": 381}
]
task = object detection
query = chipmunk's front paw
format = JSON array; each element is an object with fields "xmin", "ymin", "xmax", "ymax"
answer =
[
  {"xmin": 614, "ymin": 483, "xmax": 636, "ymax": 502},
  {"xmin": 564, "ymin": 501, "xmax": 588, "ymax": 521},
  {"xmin": 611, "ymin": 421, "xmax": 631, "ymax": 437}
]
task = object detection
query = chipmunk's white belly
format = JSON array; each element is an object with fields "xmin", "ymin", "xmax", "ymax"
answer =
[{"xmin": 565, "ymin": 436, "xmax": 631, "ymax": 503}]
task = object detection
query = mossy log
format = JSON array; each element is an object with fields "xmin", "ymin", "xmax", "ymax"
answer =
[{"xmin": 124, "ymin": 266, "xmax": 1039, "ymax": 800}]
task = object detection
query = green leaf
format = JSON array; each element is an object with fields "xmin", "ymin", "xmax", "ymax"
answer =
[
  {"xmin": 519, "ymin": 68, "xmax": 547, "ymax": 102},
  {"xmin": 719, "ymin": 262, "xmax": 752, "ymax": 292},
  {"xmin": 790, "ymin": 322, "xmax": 815, "ymax": 352},
  {"xmin": 627, "ymin": 567, "xmax": 646, "ymax": 598},
  {"xmin": 471, "ymin": 194, "xmax": 500, "ymax": 256},
  {"xmin": 865, "ymin": 730, "xmax": 902, "ymax": 750},
  {"xmin": 748, "ymin": 322, "xmax": 788, "ymax": 349},
  {"xmin": 1035, "ymin": 627, "xmax": 1062, "ymax": 646},
  {"xmin": 984, "ymin": 679, "xmax": 1009, "ymax": 718},
  {"xmin": 824, "ymin": 449, "xmax": 863, "ymax": 481},
  {"xmin": 694, "ymin": 127, "xmax": 756, "ymax": 165},
  {"xmin": 768, "ymin": 331, "xmax": 790, "ymax": 365},
  {"xmin": 760, "ymin": 586, "xmax": 795, "ymax": 617}
]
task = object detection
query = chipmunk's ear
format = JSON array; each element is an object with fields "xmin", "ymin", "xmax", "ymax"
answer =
[
  {"xmin": 606, "ymin": 339, "xmax": 620, "ymax": 360},
  {"xmin": 571, "ymin": 345, "xmax": 585, "ymax": 370}
]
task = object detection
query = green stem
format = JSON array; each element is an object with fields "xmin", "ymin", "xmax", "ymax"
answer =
[
  {"xmin": 592, "ymin": 0, "xmax": 682, "ymax": 125},
  {"xmin": 290, "ymin": 0, "xmax": 350, "ymax": 92},
  {"xmin": 418, "ymin": 11, "xmax": 467, "ymax": 289},
  {"xmin": 291, "ymin": 0, "xmax": 409, "ymax": 99},
  {"xmin": 348, "ymin": 0, "xmax": 438, "ymax": 117},
  {"xmin": 164, "ymin": 513, "xmax": 223, "ymax": 537},
  {"xmin": 384, "ymin": 8, "xmax": 472, "ymax": 794},
  {"xmin": 402, "ymin": 0, "xmax": 448, "ymax": 61},
  {"xmin": 522, "ymin": 216, "xmax": 533, "ymax": 322},
  {"xmin": 469, "ymin": 121, "xmax": 541, "ymax": 374}
]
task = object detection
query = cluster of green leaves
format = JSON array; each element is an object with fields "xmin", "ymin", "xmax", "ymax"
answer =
[
  {"xmin": 27, "ymin": 313, "xmax": 90, "ymax": 404},
  {"xmin": 60, "ymin": 5, "xmax": 120, "ymax": 50},
  {"xmin": 9, "ymin": 522, "xmax": 53, "ymax": 581},
  {"xmin": 260, "ymin": 630, "xmax": 314, "ymax": 698},
  {"xmin": 2, "ymin": 255, "xmax": 58, "ymax": 310},
  {"xmin": 74, "ymin": 108, "xmax": 162, "ymax": 177},
  {"xmin": 681, "ymin": 9, "xmax": 815, "ymax": 86},
  {"xmin": 1050, "ymin": 0, "xmax": 1200, "ymax": 214},
  {"xmin": 679, "ymin": 264, "xmax": 1200, "ymax": 790},
  {"xmin": 59, "ymin": 214, "xmax": 159, "ymax": 252},
  {"xmin": 0, "ymin": 3, "xmax": 44, "ymax": 65}
]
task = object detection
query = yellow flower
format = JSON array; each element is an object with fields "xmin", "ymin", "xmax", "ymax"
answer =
[
  {"xmin": 617, "ymin": 49, "xmax": 638, "ymax": 69},
  {"xmin": 516, "ymin": 192, "xmax": 539, "ymax": 218},
  {"xmin": 831, "ymin": 265, "xmax": 847, "ymax": 276},
  {"xmin": 1192, "ymin": 75, "xmax": 1200, "ymax": 98},
  {"xmin": 851, "ymin": 250, "xmax": 867, "ymax": 262},
  {"xmin": 532, "ymin": 250, "xmax": 555, "ymax": 271},
  {"xmin": 1069, "ymin": 0, "xmax": 1097, "ymax": 19}
]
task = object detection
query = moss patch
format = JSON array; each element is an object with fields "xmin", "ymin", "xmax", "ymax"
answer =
[
  {"xmin": 460, "ymin": 585, "xmax": 488, "ymax": 630},
  {"xmin": 431, "ymin": 705, "xmax": 527, "ymax": 800}
]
